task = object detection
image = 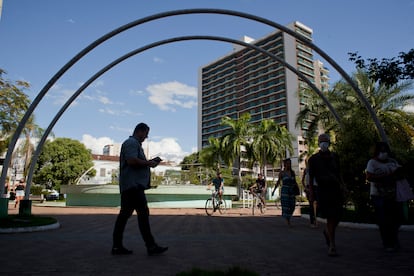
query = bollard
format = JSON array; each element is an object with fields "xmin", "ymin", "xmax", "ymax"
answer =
[
  {"xmin": 0, "ymin": 197, "xmax": 9, "ymax": 218},
  {"xmin": 19, "ymin": 199, "xmax": 32, "ymax": 216}
]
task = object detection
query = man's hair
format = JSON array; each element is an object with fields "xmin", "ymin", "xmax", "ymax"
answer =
[{"xmin": 133, "ymin": 123, "xmax": 150, "ymax": 134}]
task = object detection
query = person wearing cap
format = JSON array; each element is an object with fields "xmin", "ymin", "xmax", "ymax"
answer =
[{"xmin": 308, "ymin": 133, "xmax": 344, "ymax": 256}]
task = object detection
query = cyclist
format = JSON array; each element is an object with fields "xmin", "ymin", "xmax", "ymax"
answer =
[
  {"xmin": 250, "ymin": 173, "xmax": 267, "ymax": 208},
  {"xmin": 210, "ymin": 172, "xmax": 224, "ymax": 202}
]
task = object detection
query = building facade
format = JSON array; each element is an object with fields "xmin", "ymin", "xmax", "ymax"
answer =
[{"xmin": 198, "ymin": 21, "xmax": 329, "ymax": 175}]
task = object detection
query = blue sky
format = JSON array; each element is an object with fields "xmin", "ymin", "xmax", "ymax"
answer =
[{"xmin": 1, "ymin": 0, "xmax": 413, "ymax": 162}]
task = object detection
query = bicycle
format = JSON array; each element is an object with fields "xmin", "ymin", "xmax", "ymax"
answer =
[
  {"xmin": 251, "ymin": 190, "xmax": 265, "ymax": 215},
  {"xmin": 205, "ymin": 190, "xmax": 227, "ymax": 216}
]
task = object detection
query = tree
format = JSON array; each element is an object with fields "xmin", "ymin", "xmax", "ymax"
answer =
[
  {"xmin": 247, "ymin": 119, "xmax": 294, "ymax": 175},
  {"xmin": 199, "ymin": 137, "xmax": 223, "ymax": 172},
  {"xmin": 348, "ymin": 49, "xmax": 414, "ymax": 87},
  {"xmin": 0, "ymin": 69, "xmax": 31, "ymax": 154},
  {"xmin": 180, "ymin": 152, "xmax": 203, "ymax": 184},
  {"xmin": 220, "ymin": 113, "xmax": 253, "ymax": 196},
  {"xmin": 296, "ymin": 69, "xmax": 414, "ymax": 214},
  {"xmin": 33, "ymin": 138, "xmax": 95, "ymax": 190}
]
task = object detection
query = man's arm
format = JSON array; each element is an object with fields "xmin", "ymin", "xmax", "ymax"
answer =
[{"xmin": 126, "ymin": 157, "xmax": 158, "ymax": 168}]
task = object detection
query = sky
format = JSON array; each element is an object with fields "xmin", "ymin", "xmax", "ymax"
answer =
[{"xmin": 1, "ymin": 0, "xmax": 413, "ymax": 163}]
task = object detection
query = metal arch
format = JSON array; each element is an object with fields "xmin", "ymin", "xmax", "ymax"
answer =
[
  {"xmin": 0, "ymin": 8, "xmax": 387, "ymax": 194},
  {"xmin": 23, "ymin": 35, "xmax": 340, "ymax": 198}
]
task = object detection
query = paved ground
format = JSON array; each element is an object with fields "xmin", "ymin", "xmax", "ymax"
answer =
[{"xmin": 1, "ymin": 203, "xmax": 414, "ymax": 276}]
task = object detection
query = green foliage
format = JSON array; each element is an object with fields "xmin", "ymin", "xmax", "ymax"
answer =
[
  {"xmin": 33, "ymin": 138, "xmax": 94, "ymax": 190},
  {"xmin": 176, "ymin": 266, "xmax": 259, "ymax": 276},
  {"xmin": 30, "ymin": 184, "xmax": 43, "ymax": 195},
  {"xmin": 0, "ymin": 68, "xmax": 31, "ymax": 154},
  {"xmin": 0, "ymin": 215, "xmax": 58, "ymax": 228},
  {"xmin": 349, "ymin": 49, "xmax": 414, "ymax": 87},
  {"xmin": 297, "ymin": 69, "xmax": 414, "ymax": 212}
]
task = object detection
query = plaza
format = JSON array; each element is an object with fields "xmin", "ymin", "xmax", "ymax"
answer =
[{"xmin": 1, "ymin": 204, "xmax": 413, "ymax": 275}]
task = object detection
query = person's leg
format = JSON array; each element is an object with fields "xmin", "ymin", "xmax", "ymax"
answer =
[
  {"xmin": 372, "ymin": 196, "xmax": 388, "ymax": 248},
  {"xmin": 134, "ymin": 189, "xmax": 156, "ymax": 248},
  {"xmin": 112, "ymin": 191, "xmax": 134, "ymax": 253},
  {"xmin": 326, "ymin": 217, "xmax": 339, "ymax": 256},
  {"xmin": 134, "ymin": 189, "xmax": 168, "ymax": 255},
  {"xmin": 309, "ymin": 200, "xmax": 317, "ymax": 226}
]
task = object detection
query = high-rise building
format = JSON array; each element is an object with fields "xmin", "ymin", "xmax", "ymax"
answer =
[
  {"xmin": 103, "ymin": 144, "xmax": 121, "ymax": 156},
  {"xmin": 198, "ymin": 21, "xmax": 329, "ymax": 175}
]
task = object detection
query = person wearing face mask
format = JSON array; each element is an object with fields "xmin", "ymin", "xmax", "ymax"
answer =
[
  {"xmin": 366, "ymin": 142, "xmax": 403, "ymax": 252},
  {"xmin": 308, "ymin": 133, "xmax": 345, "ymax": 257}
]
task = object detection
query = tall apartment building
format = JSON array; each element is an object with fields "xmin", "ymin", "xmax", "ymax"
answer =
[{"xmin": 198, "ymin": 21, "xmax": 329, "ymax": 175}]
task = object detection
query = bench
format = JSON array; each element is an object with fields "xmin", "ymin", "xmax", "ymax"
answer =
[{"xmin": 29, "ymin": 194, "xmax": 44, "ymax": 203}]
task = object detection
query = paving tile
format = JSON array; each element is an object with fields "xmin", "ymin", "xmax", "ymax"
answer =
[{"xmin": 1, "ymin": 205, "xmax": 414, "ymax": 275}]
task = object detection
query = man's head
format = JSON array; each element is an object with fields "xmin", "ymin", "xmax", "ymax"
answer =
[
  {"xmin": 318, "ymin": 133, "xmax": 330, "ymax": 152},
  {"xmin": 133, "ymin": 123, "xmax": 150, "ymax": 142},
  {"xmin": 258, "ymin": 173, "xmax": 263, "ymax": 179}
]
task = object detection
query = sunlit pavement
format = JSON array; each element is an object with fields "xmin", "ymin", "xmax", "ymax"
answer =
[{"xmin": 1, "ymin": 204, "xmax": 414, "ymax": 275}]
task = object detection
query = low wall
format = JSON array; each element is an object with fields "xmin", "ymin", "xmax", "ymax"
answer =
[{"xmin": 61, "ymin": 184, "xmax": 237, "ymax": 208}]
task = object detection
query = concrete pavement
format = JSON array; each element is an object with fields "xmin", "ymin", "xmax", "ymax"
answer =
[{"xmin": 1, "ymin": 205, "xmax": 413, "ymax": 275}]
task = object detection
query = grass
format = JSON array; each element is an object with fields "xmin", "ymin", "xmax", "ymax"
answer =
[
  {"xmin": 0, "ymin": 215, "xmax": 58, "ymax": 228},
  {"xmin": 176, "ymin": 266, "xmax": 259, "ymax": 276}
]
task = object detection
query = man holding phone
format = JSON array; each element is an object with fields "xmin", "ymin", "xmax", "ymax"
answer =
[{"xmin": 111, "ymin": 122, "xmax": 168, "ymax": 256}]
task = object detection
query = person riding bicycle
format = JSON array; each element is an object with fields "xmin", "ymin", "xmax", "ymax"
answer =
[
  {"xmin": 250, "ymin": 173, "xmax": 267, "ymax": 208},
  {"xmin": 210, "ymin": 172, "xmax": 224, "ymax": 202}
]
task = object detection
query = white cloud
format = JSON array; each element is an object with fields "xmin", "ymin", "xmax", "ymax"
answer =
[
  {"xmin": 153, "ymin": 57, "xmax": 164, "ymax": 63},
  {"xmin": 403, "ymin": 104, "xmax": 414, "ymax": 113},
  {"xmin": 144, "ymin": 137, "xmax": 189, "ymax": 163},
  {"xmin": 81, "ymin": 135, "xmax": 189, "ymax": 163},
  {"xmin": 147, "ymin": 81, "xmax": 197, "ymax": 111},
  {"xmin": 98, "ymin": 96, "xmax": 112, "ymax": 105},
  {"xmin": 81, "ymin": 134, "xmax": 114, "ymax": 154}
]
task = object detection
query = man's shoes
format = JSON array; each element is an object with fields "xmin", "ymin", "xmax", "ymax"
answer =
[
  {"xmin": 111, "ymin": 247, "xmax": 133, "ymax": 255},
  {"xmin": 147, "ymin": 244, "xmax": 168, "ymax": 256},
  {"xmin": 328, "ymin": 246, "xmax": 338, "ymax": 257}
]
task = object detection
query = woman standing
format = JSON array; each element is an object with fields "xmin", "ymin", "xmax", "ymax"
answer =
[
  {"xmin": 14, "ymin": 178, "xmax": 26, "ymax": 208},
  {"xmin": 366, "ymin": 142, "xmax": 403, "ymax": 252},
  {"xmin": 272, "ymin": 158, "xmax": 297, "ymax": 226}
]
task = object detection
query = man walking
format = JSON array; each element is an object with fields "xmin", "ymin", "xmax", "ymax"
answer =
[
  {"xmin": 308, "ymin": 133, "xmax": 344, "ymax": 256},
  {"xmin": 112, "ymin": 122, "xmax": 168, "ymax": 256}
]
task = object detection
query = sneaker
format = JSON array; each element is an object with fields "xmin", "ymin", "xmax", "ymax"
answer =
[
  {"xmin": 147, "ymin": 244, "xmax": 168, "ymax": 256},
  {"xmin": 111, "ymin": 247, "xmax": 133, "ymax": 255}
]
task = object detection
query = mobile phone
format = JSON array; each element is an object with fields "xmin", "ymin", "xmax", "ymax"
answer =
[{"xmin": 152, "ymin": 156, "xmax": 162, "ymax": 163}]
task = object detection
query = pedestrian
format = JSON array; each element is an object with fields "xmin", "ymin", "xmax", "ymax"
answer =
[
  {"xmin": 112, "ymin": 122, "xmax": 168, "ymax": 256},
  {"xmin": 302, "ymin": 161, "xmax": 318, "ymax": 228},
  {"xmin": 308, "ymin": 133, "xmax": 344, "ymax": 256},
  {"xmin": 272, "ymin": 158, "xmax": 297, "ymax": 226},
  {"xmin": 365, "ymin": 142, "xmax": 404, "ymax": 252},
  {"xmin": 14, "ymin": 178, "xmax": 25, "ymax": 208}
]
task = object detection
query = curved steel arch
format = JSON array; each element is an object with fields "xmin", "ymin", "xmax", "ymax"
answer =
[
  {"xmin": 24, "ymin": 35, "xmax": 340, "ymax": 197},
  {"xmin": 1, "ymin": 8, "xmax": 387, "ymax": 194}
]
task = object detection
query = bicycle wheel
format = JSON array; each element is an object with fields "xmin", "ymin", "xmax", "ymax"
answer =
[
  {"xmin": 205, "ymin": 198, "xmax": 215, "ymax": 216},
  {"xmin": 258, "ymin": 199, "xmax": 265, "ymax": 214},
  {"xmin": 218, "ymin": 199, "xmax": 227, "ymax": 214}
]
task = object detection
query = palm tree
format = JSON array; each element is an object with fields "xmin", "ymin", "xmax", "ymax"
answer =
[
  {"xmin": 199, "ymin": 136, "xmax": 223, "ymax": 173},
  {"xmin": 248, "ymin": 119, "xmax": 294, "ymax": 176},
  {"xmin": 220, "ymin": 113, "xmax": 252, "ymax": 196},
  {"xmin": 19, "ymin": 115, "xmax": 46, "ymax": 177},
  {"xmin": 334, "ymin": 69, "xmax": 414, "ymax": 155},
  {"xmin": 295, "ymin": 69, "xmax": 414, "ymax": 211}
]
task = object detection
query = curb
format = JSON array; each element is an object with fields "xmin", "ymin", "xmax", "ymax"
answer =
[
  {"xmin": 0, "ymin": 222, "xmax": 60, "ymax": 234},
  {"xmin": 301, "ymin": 214, "xmax": 414, "ymax": 231}
]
